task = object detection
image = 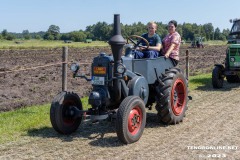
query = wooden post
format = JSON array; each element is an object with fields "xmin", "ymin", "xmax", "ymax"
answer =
[
  {"xmin": 62, "ymin": 46, "xmax": 68, "ymax": 91},
  {"xmin": 186, "ymin": 50, "xmax": 189, "ymax": 80}
]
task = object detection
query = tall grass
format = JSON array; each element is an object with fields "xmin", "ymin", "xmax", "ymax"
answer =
[
  {"xmin": 189, "ymin": 73, "xmax": 212, "ymax": 90},
  {"xmin": 204, "ymin": 40, "xmax": 227, "ymax": 46},
  {"xmin": 0, "ymin": 39, "xmax": 109, "ymax": 49}
]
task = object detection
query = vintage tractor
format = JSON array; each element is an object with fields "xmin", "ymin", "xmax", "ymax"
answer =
[
  {"xmin": 212, "ymin": 18, "xmax": 240, "ymax": 88},
  {"xmin": 50, "ymin": 14, "xmax": 189, "ymax": 144},
  {"xmin": 190, "ymin": 37, "xmax": 204, "ymax": 48}
]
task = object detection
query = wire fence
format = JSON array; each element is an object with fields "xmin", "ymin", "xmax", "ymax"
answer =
[
  {"xmin": 0, "ymin": 47, "xmax": 225, "ymax": 77},
  {"xmin": 0, "ymin": 48, "xmax": 225, "ymax": 75}
]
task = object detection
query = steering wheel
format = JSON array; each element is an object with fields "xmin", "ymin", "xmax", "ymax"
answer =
[{"xmin": 127, "ymin": 35, "xmax": 149, "ymax": 50}]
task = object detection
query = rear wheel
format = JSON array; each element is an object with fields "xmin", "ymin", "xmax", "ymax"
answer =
[
  {"xmin": 50, "ymin": 91, "xmax": 83, "ymax": 134},
  {"xmin": 212, "ymin": 66, "xmax": 224, "ymax": 88},
  {"xmin": 116, "ymin": 96, "xmax": 146, "ymax": 144},
  {"xmin": 155, "ymin": 68, "xmax": 188, "ymax": 124}
]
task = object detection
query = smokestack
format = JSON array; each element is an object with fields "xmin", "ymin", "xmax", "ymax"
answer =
[
  {"xmin": 109, "ymin": 14, "xmax": 125, "ymax": 64},
  {"xmin": 108, "ymin": 14, "xmax": 125, "ymax": 102}
]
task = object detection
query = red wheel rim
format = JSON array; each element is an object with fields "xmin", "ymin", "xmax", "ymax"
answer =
[
  {"xmin": 128, "ymin": 106, "xmax": 142, "ymax": 135},
  {"xmin": 171, "ymin": 78, "xmax": 186, "ymax": 116},
  {"xmin": 62, "ymin": 100, "xmax": 77, "ymax": 125}
]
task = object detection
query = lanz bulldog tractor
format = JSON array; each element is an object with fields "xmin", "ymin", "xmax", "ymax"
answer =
[
  {"xmin": 50, "ymin": 14, "xmax": 189, "ymax": 144},
  {"xmin": 212, "ymin": 18, "xmax": 240, "ymax": 88}
]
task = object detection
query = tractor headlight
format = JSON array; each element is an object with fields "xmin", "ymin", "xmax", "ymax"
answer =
[
  {"xmin": 230, "ymin": 57, "xmax": 235, "ymax": 62},
  {"xmin": 70, "ymin": 63, "xmax": 79, "ymax": 72},
  {"xmin": 117, "ymin": 64, "xmax": 126, "ymax": 74}
]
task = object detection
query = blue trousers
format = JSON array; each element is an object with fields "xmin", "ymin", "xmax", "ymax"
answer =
[{"xmin": 134, "ymin": 50, "xmax": 159, "ymax": 59}]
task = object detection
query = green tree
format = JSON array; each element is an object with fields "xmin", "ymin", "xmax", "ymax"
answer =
[
  {"xmin": 122, "ymin": 24, "xmax": 132, "ymax": 38},
  {"xmin": 48, "ymin": 34, "xmax": 54, "ymax": 40},
  {"xmin": 155, "ymin": 22, "xmax": 168, "ymax": 39},
  {"xmin": 203, "ymin": 23, "xmax": 214, "ymax": 40},
  {"xmin": 44, "ymin": 25, "xmax": 60, "ymax": 40},
  {"xmin": 69, "ymin": 31, "xmax": 87, "ymax": 42},
  {"xmin": 214, "ymin": 27, "xmax": 221, "ymax": 40},
  {"xmin": 6, "ymin": 34, "xmax": 16, "ymax": 40},
  {"xmin": 85, "ymin": 31, "xmax": 94, "ymax": 40},
  {"xmin": 176, "ymin": 24, "xmax": 183, "ymax": 39},
  {"xmin": 218, "ymin": 33, "xmax": 227, "ymax": 41},
  {"xmin": 1, "ymin": 29, "xmax": 15, "ymax": 40},
  {"xmin": 22, "ymin": 30, "xmax": 31, "ymax": 40},
  {"xmin": 92, "ymin": 22, "xmax": 112, "ymax": 41},
  {"xmin": 61, "ymin": 33, "xmax": 70, "ymax": 41},
  {"xmin": 43, "ymin": 32, "xmax": 54, "ymax": 40},
  {"xmin": 2, "ymin": 29, "xmax": 8, "ymax": 38},
  {"xmin": 48, "ymin": 25, "xmax": 60, "ymax": 35},
  {"xmin": 182, "ymin": 23, "xmax": 194, "ymax": 41},
  {"xmin": 35, "ymin": 35, "xmax": 42, "ymax": 40},
  {"xmin": 130, "ymin": 22, "xmax": 145, "ymax": 36},
  {"xmin": 222, "ymin": 29, "xmax": 230, "ymax": 40}
]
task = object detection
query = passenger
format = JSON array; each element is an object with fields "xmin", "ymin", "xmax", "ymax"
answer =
[
  {"xmin": 162, "ymin": 20, "xmax": 181, "ymax": 66},
  {"xmin": 134, "ymin": 22, "xmax": 162, "ymax": 59}
]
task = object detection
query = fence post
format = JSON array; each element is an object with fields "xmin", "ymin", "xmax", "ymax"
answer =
[
  {"xmin": 186, "ymin": 50, "xmax": 189, "ymax": 80},
  {"xmin": 62, "ymin": 46, "xmax": 68, "ymax": 91}
]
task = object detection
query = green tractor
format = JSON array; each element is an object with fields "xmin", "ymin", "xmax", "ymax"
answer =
[
  {"xmin": 212, "ymin": 18, "xmax": 240, "ymax": 88},
  {"xmin": 190, "ymin": 37, "xmax": 204, "ymax": 48}
]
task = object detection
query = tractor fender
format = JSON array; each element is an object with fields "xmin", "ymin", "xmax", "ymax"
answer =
[
  {"xmin": 127, "ymin": 75, "xmax": 149, "ymax": 104},
  {"xmin": 214, "ymin": 64, "xmax": 225, "ymax": 71}
]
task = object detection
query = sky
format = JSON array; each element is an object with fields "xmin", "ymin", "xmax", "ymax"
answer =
[{"xmin": 1, "ymin": 0, "xmax": 240, "ymax": 33}]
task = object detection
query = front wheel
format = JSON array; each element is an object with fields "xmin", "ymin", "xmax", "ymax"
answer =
[
  {"xmin": 116, "ymin": 96, "xmax": 146, "ymax": 144},
  {"xmin": 212, "ymin": 66, "xmax": 224, "ymax": 88},
  {"xmin": 50, "ymin": 91, "xmax": 83, "ymax": 134}
]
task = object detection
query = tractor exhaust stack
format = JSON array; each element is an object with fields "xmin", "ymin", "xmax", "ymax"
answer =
[{"xmin": 109, "ymin": 14, "xmax": 125, "ymax": 101}]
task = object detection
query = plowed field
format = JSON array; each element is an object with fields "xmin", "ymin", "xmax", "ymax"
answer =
[{"xmin": 0, "ymin": 45, "xmax": 226, "ymax": 111}]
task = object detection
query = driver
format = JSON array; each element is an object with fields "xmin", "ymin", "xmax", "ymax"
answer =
[{"xmin": 134, "ymin": 22, "xmax": 162, "ymax": 59}]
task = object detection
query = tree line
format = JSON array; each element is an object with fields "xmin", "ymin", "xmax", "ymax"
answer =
[{"xmin": 0, "ymin": 21, "xmax": 230, "ymax": 42}]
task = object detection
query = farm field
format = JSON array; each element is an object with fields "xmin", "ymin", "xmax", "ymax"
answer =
[{"xmin": 0, "ymin": 45, "xmax": 239, "ymax": 159}]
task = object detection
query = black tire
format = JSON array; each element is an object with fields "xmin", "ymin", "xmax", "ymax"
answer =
[
  {"xmin": 50, "ymin": 91, "xmax": 83, "ymax": 134},
  {"xmin": 116, "ymin": 96, "xmax": 146, "ymax": 144},
  {"xmin": 212, "ymin": 66, "xmax": 224, "ymax": 88},
  {"xmin": 226, "ymin": 75, "xmax": 240, "ymax": 83},
  {"xmin": 155, "ymin": 67, "xmax": 188, "ymax": 124}
]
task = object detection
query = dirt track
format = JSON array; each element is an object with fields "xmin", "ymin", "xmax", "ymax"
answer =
[{"xmin": 0, "ymin": 81, "xmax": 239, "ymax": 159}]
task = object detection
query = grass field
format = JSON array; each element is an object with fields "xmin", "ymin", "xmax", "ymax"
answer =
[
  {"xmin": 0, "ymin": 73, "xmax": 212, "ymax": 144},
  {"xmin": 181, "ymin": 40, "xmax": 227, "ymax": 47},
  {"xmin": 0, "ymin": 96, "xmax": 91, "ymax": 144},
  {"xmin": 0, "ymin": 39, "xmax": 109, "ymax": 49},
  {"xmin": 204, "ymin": 40, "xmax": 228, "ymax": 45},
  {"xmin": 0, "ymin": 39, "xmax": 227, "ymax": 49}
]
